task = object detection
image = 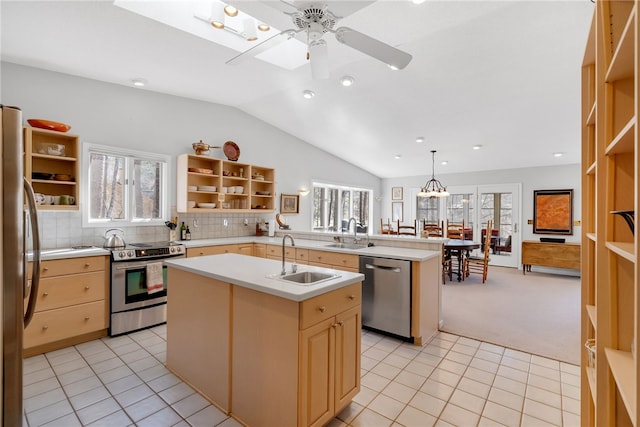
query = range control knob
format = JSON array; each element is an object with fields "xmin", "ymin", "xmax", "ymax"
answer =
[
  {"xmin": 170, "ymin": 247, "xmax": 175, "ymax": 253},
  {"xmin": 127, "ymin": 251, "xmax": 134, "ymax": 258},
  {"xmin": 119, "ymin": 251, "xmax": 125, "ymax": 258},
  {"xmin": 175, "ymin": 246, "xmax": 182, "ymax": 253}
]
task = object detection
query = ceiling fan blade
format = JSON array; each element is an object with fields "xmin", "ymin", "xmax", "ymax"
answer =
[
  {"xmin": 309, "ymin": 40, "xmax": 329, "ymax": 79},
  {"xmin": 226, "ymin": 29, "xmax": 300, "ymax": 65},
  {"xmin": 333, "ymin": 26, "xmax": 412, "ymax": 70}
]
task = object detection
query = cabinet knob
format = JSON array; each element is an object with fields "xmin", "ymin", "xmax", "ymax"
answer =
[
  {"xmin": 84, "ymin": 286, "xmax": 90, "ymax": 290},
  {"xmin": 42, "ymin": 325, "xmax": 48, "ymax": 330},
  {"xmin": 338, "ymin": 320, "xmax": 344, "ymax": 326},
  {"xmin": 332, "ymin": 323, "xmax": 338, "ymax": 328},
  {"xmin": 84, "ymin": 263, "xmax": 91, "ymax": 267},
  {"xmin": 348, "ymin": 295, "xmax": 355, "ymax": 300},
  {"xmin": 200, "ymin": 252, "xmax": 204, "ymax": 256},
  {"xmin": 84, "ymin": 316, "xmax": 90, "ymax": 321},
  {"xmin": 319, "ymin": 306, "xmax": 326, "ymax": 313},
  {"xmin": 43, "ymin": 267, "xmax": 49, "ymax": 272},
  {"xmin": 42, "ymin": 292, "xmax": 49, "ymax": 297}
]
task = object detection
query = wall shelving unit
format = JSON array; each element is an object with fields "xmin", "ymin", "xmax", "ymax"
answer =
[{"xmin": 581, "ymin": 2, "xmax": 639, "ymax": 426}]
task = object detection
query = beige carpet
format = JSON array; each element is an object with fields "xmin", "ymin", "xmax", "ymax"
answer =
[{"xmin": 440, "ymin": 265, "xmax": 581, "ymax": 365}]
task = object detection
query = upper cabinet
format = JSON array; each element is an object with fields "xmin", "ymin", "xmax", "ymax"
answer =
[
  {"xmin": 581, "ymin": 2, "xmax": 639, "ymax": 426},
  {"xmin": 24, "ymin": 127, "xmax": 80, "ymax": 210},
  {"xmin": 176, "ymin": 154, "xmax": 275, "ymax": 213}
]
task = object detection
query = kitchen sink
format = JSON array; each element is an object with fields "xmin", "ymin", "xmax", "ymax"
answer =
[
  {"xmin": 324, "ymin": 243, "xmax": 367, "ymax": 250},
  {"xmin": 269, "ymin": 271, "xmax": 340, "ymax": 285}
]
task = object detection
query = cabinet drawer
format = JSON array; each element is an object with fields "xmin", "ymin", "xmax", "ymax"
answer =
[
  {"xmin": 35, "ymin": 271, "xmax": 105, "ymax": 312},
  {"xmin": 30, "ymin": 256, "xmax": 106, "ymax": 278},
  {"xmin": 295, "ymin": 249, "xmax": 309, "ymax": 264},
  {"xmin": 266, "ymin": 245, "xmax": 295, "ymax": 260},
  {"xmin": 188, "ymin": 245, "xmax": 236, "ymax": 257},
  {"xmin": 24, "ymin": 301, "xmax": 106, "ymax": 348},
  {"xmin": 307, "ymin": 250, "xmax": 359, "ymax": 271},
  {"xmin": 300, "ymin": 283, "xmax": 361, "ymax": 330}
]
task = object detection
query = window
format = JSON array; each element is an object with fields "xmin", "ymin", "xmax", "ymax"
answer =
[
  {"xmin": 82, "ymin": 143, "xmax": 170, "ymax": 227},
  {"xmin": 416, "ymin": 196, "xmax": 440, "ymax": 224},
  {"xmin": 312, "ymin": 182, "xmax": 372, "ymax": 233}
]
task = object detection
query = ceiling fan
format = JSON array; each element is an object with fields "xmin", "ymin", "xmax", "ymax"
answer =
[{"xmin": 225, "ymin": 2, "xmax": 413, "ymax": 79}]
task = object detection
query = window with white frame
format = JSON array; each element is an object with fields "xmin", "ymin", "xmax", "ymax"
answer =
[
  {"xmin": 82, "ymin": 143, "xmax": 170, "ymax": 226},
  {"xmin": 312, "ymin": 182, "xmax": 372, "ymax": 233}
]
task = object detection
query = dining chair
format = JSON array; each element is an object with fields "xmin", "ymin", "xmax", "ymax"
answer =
[
  {"xmin": 446, "ymin": 220, "xmax": 465, "ymax": 240},
  {"xmin": 397, "ymin": 219, "xmax": 417, "ymax": 236},
  {"xmin": 464, "ymin": 220, "xmax": 492, "ymax": 283},
  {"xmin": 441, "ymin": 243, "xmax": 452, "ymax": 284},
  {"xmin": 380, "ymin": 218, "xmax": 395, "ymax": 235},
  {"xmin": 422, "ymin": 220, "xmax": 444, "ymax": 238}
]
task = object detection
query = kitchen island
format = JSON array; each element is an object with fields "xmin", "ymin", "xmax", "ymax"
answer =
[{"xmin": 164, "ymin": 253, "xmax": 364, "ymax": 427}]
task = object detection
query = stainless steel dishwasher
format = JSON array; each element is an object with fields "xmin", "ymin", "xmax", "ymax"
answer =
[{"xmin": 359, "ymin": 256, "xmax": 412, "ymax": 341}]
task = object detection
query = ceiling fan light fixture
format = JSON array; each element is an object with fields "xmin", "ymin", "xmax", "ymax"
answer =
[
  {"xmin": 340, "ymin": 75, "xmax": 355, "ymax": 87},
  {"xmin": 302, "ymin": 90, "xmax": 315, "ymax": 99},
  {"xmin": 418, "ymin": 150, "xmax": 449, "ymax": 198},
  {"xmin": 210, "ymin": 2, "xmax": 225, "ymax": 29},
  {"xmin": 223, "ymin": 5, "xmax": 238, "ymax": 17},
  {"xmin": 243, "ymin": 18, "xmax": 258, "ymax": 41},
  {"xmin": 309, "ymin": 40, "xmax": 329, "ymax": 79},
  {"xmin": 257, "ymin": 23, "xmax": 270, "ymax": 32}
]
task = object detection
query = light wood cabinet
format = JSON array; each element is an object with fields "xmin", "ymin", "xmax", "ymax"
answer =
[
  {"xmin": 25, "ymin": 256, "xmax": 109, "ymax": 357},
  {"xmin": 253, "ymin": 243, "xmax": 266, "ymax": 258},
  {"xmin": 521, "ymin": 241, "xmax": 581, "ymax": 273},
  {"xmin": 186, "ymin": 243, "xmax": 253, "ymax": 257},
  {"xmin": 307, "ymin": 249, "xmax": 359, "ymax": 272},
  {"xmin": 581, "ymin": 2, "xmax": 639, "ymax": 425},
  {"xmin": 176, "ymin": 154, "xmax": 275, "ymax": 213},
  {"xmin": 24, "ymin": 127, "xmax": 80, "ymax": 211}
]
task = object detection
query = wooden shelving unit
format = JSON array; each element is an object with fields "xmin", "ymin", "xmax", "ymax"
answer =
[
  {"xmin": 581, "ymin": 2, "xmax": 639, "ymax": 426},
  {"xmin": 23, "ymin": 127, "xmax": 80, "ymax": 210},
  {"xmin": 176, "ymin": 154, "xmax": 275, "ymax": 213}
]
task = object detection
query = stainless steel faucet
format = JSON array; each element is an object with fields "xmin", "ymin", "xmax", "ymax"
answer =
[
  {"xmin": 347, "ymin": 217, "xmax": 359, "ymax": 244},
  {"xmin": 281, "ymin": 234, "xmax": 295, "ymax": 275}
]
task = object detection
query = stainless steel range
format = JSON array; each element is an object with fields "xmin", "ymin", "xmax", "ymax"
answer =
[{"xmin": 109, "ymin": 241, "xmax": 185, "ymax": 336}]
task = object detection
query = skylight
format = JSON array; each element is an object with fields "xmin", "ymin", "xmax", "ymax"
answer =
[{"xmin": 113, "ymin": 0, "xmax": 308, "ymax": 70}]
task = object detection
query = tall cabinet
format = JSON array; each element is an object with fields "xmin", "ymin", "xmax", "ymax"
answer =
[{"xmin": 581, "ymin": 2, "xmax": 639, "ymax": 426}]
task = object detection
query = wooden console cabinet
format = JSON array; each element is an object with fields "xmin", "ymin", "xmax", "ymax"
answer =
[{"xmin": 521, "ymin": 240, "xmax": 581, "ymax": 274}]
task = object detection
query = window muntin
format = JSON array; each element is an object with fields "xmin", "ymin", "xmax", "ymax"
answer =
[{"xmin": 83, "ymin": 143, "xmax": 169, "ymax": 226}]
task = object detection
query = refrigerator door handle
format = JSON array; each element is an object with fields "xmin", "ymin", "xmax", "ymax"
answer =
[{"xmin": 23, "ymin": 178, "xmax": 40, "ymax": 328}]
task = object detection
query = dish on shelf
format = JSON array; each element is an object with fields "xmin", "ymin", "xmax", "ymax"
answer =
[
  {"xmin": 256, "ymin": 191, "xmax": 270, "ymax": 196},
  {"xmin": 252, "ymin": 174, "xmax": 264, "ymax": 181},
  {"xmin": 223, "ymin": 141, "xmax": 240, "ymax": 161},
  {"xmin": 221, "ymin": 202, "xmax": 232, "ymax": 209},
  {"xmin": 197, "ymin": 202, "xmax": 217, "ymax": 209},
  {"xmin": 54, "ymin": 174, "xmax": 73, "ymax": 181},
  {"xmin": 188, "ymin": 167, "xmax": 213, "ymax": 174},
  {"xmin": 27, "ymin": 119, "xmax": 71, "ymax": 133},
  {"xmin": 197, "ymin": 185, "xmax": 217, "ymax": 192},
  {"xmin": 187, "ymin": 201, "xmax": 196, "ymax": 208},
  {"xmin": 187, "ymin": 185, "xmax": 197, "ymax": 191},
  {"xmin": 32, "ymin": 172, "xmax": 53, "ymax": 180},
  {"xmin": 234, "ymin": 186, "xmax": 244, "ymax": 194},
  {"xmin": 36, "ymin": 142, "xmax": 66, "ymax": 156}
]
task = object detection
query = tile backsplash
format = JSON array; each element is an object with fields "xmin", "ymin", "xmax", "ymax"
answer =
[{"xmin": 36, "ymin": 209, "xmax": 273, "ymax": 249}]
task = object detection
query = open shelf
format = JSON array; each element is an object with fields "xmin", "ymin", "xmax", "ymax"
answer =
[
  {"xmin": 586, "ymin": 366, "xmax": 596, "ymax": 404},
  {"xmin": 605, "ymin": 348, "xmax": 637, "ymax": 421},
  {"xmin": 606, "ymin": 8, "xmax": 636, "ymax": 82},
  {"xmin": 605, "ymin": 117, "xmax": 635, "ymax": 155},
  {"xmin": 605, "ymin": 241, "xmax": 636, "ymax": 263},
  {"xmin": 586, "ymin": 305, "xmax": 596, "ymax": 328}
]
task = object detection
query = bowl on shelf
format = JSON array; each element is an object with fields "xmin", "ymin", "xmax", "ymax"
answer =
[
  {"xmin": 234, "ymin": 186, "xmax": 244, "ymax": 194},
  {"xmin": 197, "ymin": 202, "xmax": 216, "ymax": 209},
  {"xmin": 54, "ymin": 173, "xmax": 73, "ymax": 181},
  {"xmin": 197, "ymin": 185, "xmax": 217, "ymax": 192},
  {"xmin": 187, "ymin": 201, "xmax": 196, "ymax": 208},
  {"xmin": 27, "ymin": 119, "xmax": 71, "ymax": 133},
  {"xmin": 187, "ymin": 185, "xmax": 197, "ymax": 191},
  {"xmin": 256, "ymin": 191, "xmax": 270, "ymax": 196},
  {"xmin": 32, "ymin": 172, "xmax": 53, "ymax": 180},
  {"xmin": 36, "ymin": 142, "xmax": 66, "ymax": 156},
  {"xmin": 188, "ymin": 167, "xmax": 213, "ymax": 174},
  {"xmin": 221, "ymin": 202, "xmax": 231, "ymax": 209},
  {"xmin": 227, "ymin": 187, "xmax": 236, "ymax": 194}
]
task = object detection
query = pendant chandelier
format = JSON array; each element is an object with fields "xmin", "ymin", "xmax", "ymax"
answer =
[{"xmin": 418, "ymin": 150, "xmax": 449, "ymax": 198}]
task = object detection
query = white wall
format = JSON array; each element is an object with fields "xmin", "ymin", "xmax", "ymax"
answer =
[
  {"xmin": 382, "ymin": 164, "xmax": 581, "ymax": 243},
  {"xmin": 1, "ymin": 62, "xmax": 381, "ymax": 245}
]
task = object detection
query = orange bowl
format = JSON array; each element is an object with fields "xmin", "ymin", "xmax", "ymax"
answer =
[{"xmin": 27, "ymin": 119, "xmax": 71, "ymax": 133}]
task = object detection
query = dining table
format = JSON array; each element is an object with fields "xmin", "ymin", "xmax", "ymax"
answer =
[{"xmin": 444, "ymin": 239, "xmax": 481, "ymax": 282}]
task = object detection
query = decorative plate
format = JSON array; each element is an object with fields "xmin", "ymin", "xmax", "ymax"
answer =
[
  {"xmin": 223, "ymin": 141, "xmax": 240, "ymax": 161},
  {"xmin": 27, "ymin": 119, "xmax": 71, "ymax": 133}
]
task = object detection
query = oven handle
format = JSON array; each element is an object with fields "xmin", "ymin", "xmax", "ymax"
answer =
[{"xmin": 114, "ymin": 262, "xmax": 166, "ymax": 271}]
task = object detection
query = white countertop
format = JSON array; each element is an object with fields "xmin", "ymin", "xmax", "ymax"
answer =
[
  {"xmin": 165, "ymin": 253, "xmax": 364, "ymax": 302},
  {"xmin": 29, "ymin": 246, "xmax": 111, "ymax": 261},
  {"xmin": 184, "ymin": 236, "xmax": 440, "ymax": 262}
]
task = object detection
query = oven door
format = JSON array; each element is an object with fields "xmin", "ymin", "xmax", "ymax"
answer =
[{"xmin": 111, "ymin": 259, "xmax": 173, "ymax": 313}]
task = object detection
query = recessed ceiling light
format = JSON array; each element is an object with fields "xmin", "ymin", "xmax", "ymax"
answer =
[
  {"xmin": 553, "ymin": 152, "xmax": 564, "ymax": 157},
  {"xmin": 257, "ymin": 23, "xmax": 270, "ymax": 31},
  {"xmin": 412, "ymin": 0, "xmax": 427, "ymax": 4},
  {"xmin": 472, "ymin": 145, "xmax": 482, "ymax": 150},
  {"xmin": 441, "ymin": 161, "xmax": 448, "ymax": 165},
  {"xmin": 394, "ymin": 154, "xmax": 402, "ymax": 159},
  {"xmin": 223, "ymin": 5, "xmax": 238, "ymax": 17},
  {"xmin": 416, "ymin": 136, "xmax": 424, "ymax": 143},
  {"xmin": 131, "ymin": 78, "xmax": 147, "ymax": 87},
  {"xmin": 302, "ymin": 90, "xmax": 315, "ymax": 99},
  {"xmin": 340, "ymin": 75, "xmax": 355, "ymax": 87}
]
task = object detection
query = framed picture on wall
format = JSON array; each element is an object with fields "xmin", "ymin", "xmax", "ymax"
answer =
[
  {"xmin": 533, "ymin": 189, "xmax": 573, "ymax": 235},
  {"xmin": 392, "ymin": 202, "xmax": 403, "ymax": 222},
  {"xmin": 280, "ymin": 193, "xmax": 299, "ymax": 214},
  {"xmin": 392, "ymin": 187, "xmax": 403, "ymax": 200}
]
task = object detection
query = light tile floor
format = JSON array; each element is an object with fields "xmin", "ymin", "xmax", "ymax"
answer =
[{"xmin": 22, "ymin": 325, "xmax": 580, "ymax": 427}]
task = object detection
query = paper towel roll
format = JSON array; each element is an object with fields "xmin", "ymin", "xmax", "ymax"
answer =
[{"xmin": 268, "ymin": 220, "xmax": 275, "ymax": 237}]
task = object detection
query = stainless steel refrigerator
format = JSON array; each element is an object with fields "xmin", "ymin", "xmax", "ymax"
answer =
[{"xmin": 1, "ymin": 105, "xmax": 41, "ymax": 426}]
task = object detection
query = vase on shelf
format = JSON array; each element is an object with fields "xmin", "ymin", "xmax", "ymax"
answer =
[{"xmin": 611, "ymin": 210, "xmax": 635, "ymax": 234}]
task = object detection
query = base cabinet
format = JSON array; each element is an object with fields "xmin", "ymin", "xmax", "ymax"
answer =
[{"xmin": 186, "ymin": 243, "xmax": 253, "ymax": 257}]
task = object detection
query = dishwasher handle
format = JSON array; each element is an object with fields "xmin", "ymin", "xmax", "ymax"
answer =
[{"xmin": 365, "ymin": 263, "xmax": 401, "ymax": 273}]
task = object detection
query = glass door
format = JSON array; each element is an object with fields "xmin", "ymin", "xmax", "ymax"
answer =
[{"xmin": 445, "ymin": 183, "xmax": 521, "ymax": 268}]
